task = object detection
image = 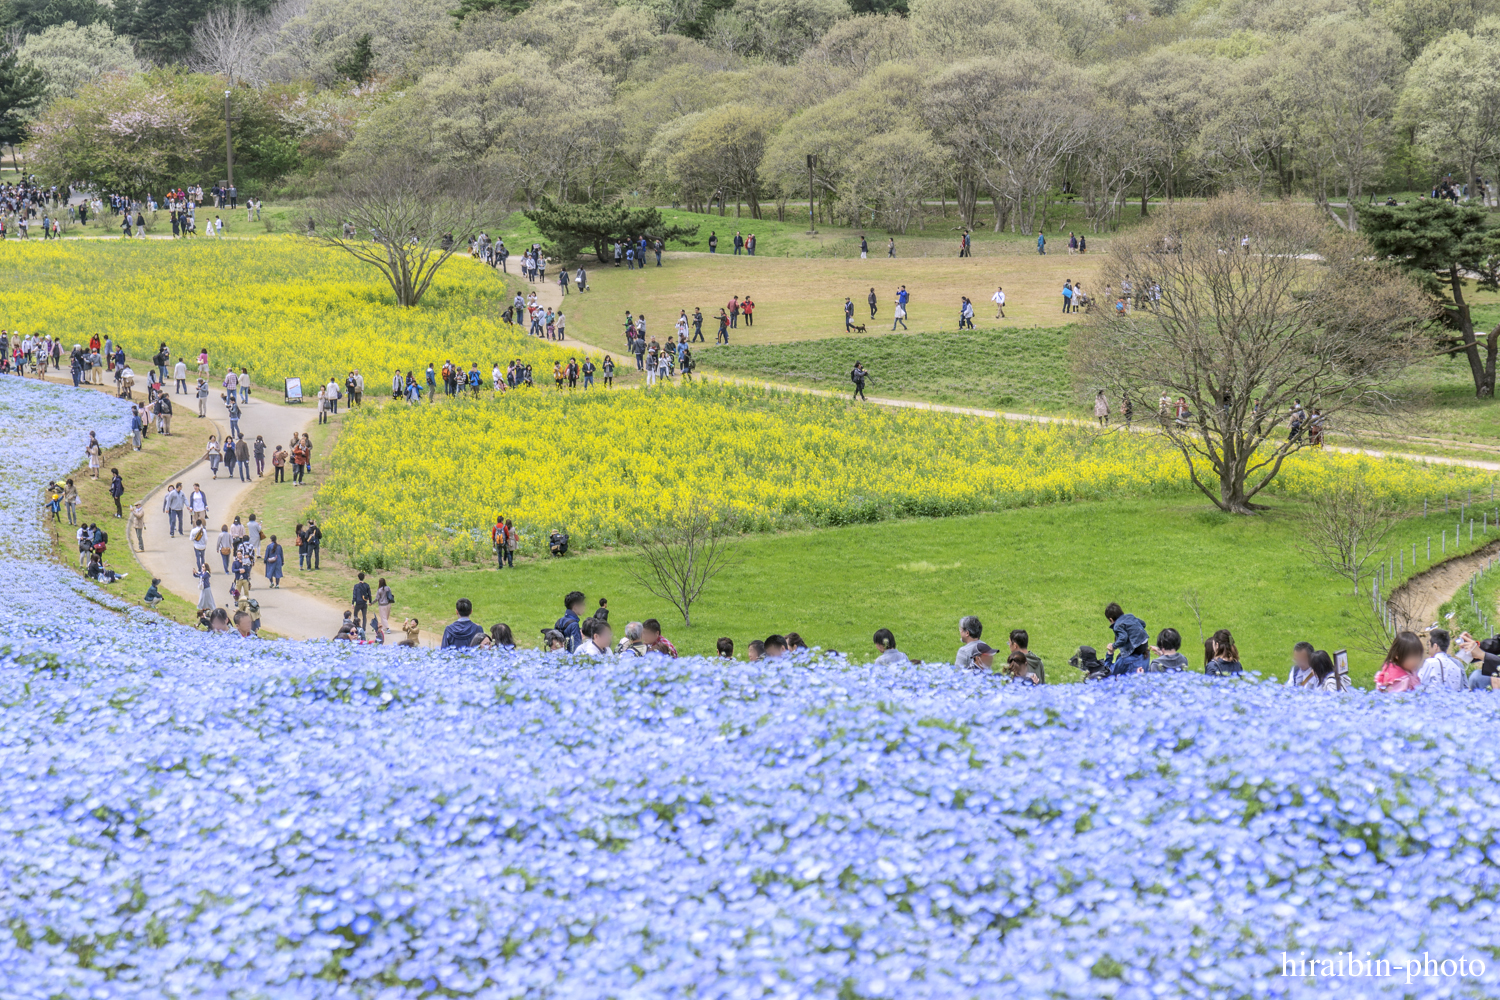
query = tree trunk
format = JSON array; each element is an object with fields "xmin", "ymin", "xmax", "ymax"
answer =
[{"xmin": 1449, "ymin": 265, "xmax": 1494, "ymax": 397}]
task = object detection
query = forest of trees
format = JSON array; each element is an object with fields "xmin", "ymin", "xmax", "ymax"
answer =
[{"xmin": 5, "ymin": 0, "xmax": 1500, "ymax": 232}]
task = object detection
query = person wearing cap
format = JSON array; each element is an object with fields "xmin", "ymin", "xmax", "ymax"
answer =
[{"xmin": 969, "ymin": 642, "xmax": 997, "ymax": 673}]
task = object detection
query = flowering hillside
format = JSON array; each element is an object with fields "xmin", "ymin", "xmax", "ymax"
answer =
[{"xmin": 1, "ymin": 377, "xmax": 1498, "ymax": 998}]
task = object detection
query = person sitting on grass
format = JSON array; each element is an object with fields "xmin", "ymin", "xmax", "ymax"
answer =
[
  {"xmin": 1418, "ymin": 628, "xmax": 1467, "ymax": 691},
  {"xmin": 440, "ymin": 598, "xmax": 485, "ymax": 649},
  {"xmin": 642, "ymin": 618, "xmax": 677, "ymax": 657},
  {"xmin": 873, "ymin": 628, "xmax": 909, "ymax": 666},
  {"xmin": 1375, "ymin": 631, "xmax": 1424, "ymax": 693},
  {"xmin": 763, "ymin": 634, "xmax": 788, "ymax": 659},
  {"xmin": 549, "ymin": 529, "xmax": 569, "ymax": 557},
  {"xmin": 576, "ymin": 618, "xmax": 614, "ymax": 657},
  {"xmin": 1286, "ymin": 640, "xmax": 1316, "ymax": 686},
  {"xmin": 955, "ymin": 615, "xmax": 985, "ymax": 669},
  {"xmin": 398, "ymin": 618, "xmax": 421, "ymax": 647},
  {"xmin": 85, "ymin": 552, "xmax": 126, "ymax": 584},
  {"xmin": 716, "ymin": 637, "xmax": 735, "ymax": 659},
  {"xmin": 1009, "ymin": 629, "xmax": 1045, "ymax": 683},
  {"xmin": 1103, "ymin": 603, "xmax": 1149, "ymax": 675},
  {"xmin": 144, "ymin": 578, "xmax": 163, "ymax": 607},
  {"xmin": 746, "ymin": 639, "xmax": 766, "ymax": 662},
  {"xmin": 1204, "ymin": 628, "xmax": 1244, "ymax": 676},
  {"xmin": 1006, "ymin": 650, "xmax": 1041, "ymax": 684},
  {"xmin": 1307, "ymin": 649, "xmax": 1346, "ymax": 692},
  {"xmin": 556, "ymin": 591, "xmax": 586, "ymax": 652},
  {"xmin": 1150, "ymin": 628, "xmax": 1188, "ymax": 672}
]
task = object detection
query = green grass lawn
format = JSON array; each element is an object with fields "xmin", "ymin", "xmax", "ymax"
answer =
[
  {"xmin": 293, "ymin": 494, "xmax": 1498, "ymax": 687},
  {"xmin": 531, "ymin": 251, "xmax": 1092, "ymax": 350},
  {"xmin": 701, "ymin": 326, "xmax": 1079, "ymax": 414},
  {"xmin": 496, "ymin": 202, "xmax": 1125, "ymax": 261}
]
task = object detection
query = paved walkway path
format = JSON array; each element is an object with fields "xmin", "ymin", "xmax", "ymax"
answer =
[
  {"xmin": 133, "ymin": 389, "xmax": 354, "ymax": 640},
  {"xmin": 35, "ymin": 368, "xmax": 352, "ymax": 639}
]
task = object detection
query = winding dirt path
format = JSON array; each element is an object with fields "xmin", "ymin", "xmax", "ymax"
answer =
[{"xmin": 1390, "ymin": 539, "xmax": 1500, "ymax": 630}]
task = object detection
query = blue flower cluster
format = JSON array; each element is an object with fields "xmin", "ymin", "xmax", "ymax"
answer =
[{"xmin": 3, "ymin": 379, "xmax": 1499, "ymax": 999}]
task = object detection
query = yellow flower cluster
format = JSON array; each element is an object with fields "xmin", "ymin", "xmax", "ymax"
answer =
[
  {"xmin": 0, "ymin": 239, "xmax": 573, "ymax": 384},
  {"xmin": 317, "ymin": 383, "xmax": 1499, "ymax": 570},
  {"xmin": 318, "ymin": 383, "xmax": 1195, "ymax": 569}
]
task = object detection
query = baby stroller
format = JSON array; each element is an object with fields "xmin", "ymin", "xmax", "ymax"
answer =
[{"xmin": 1069, "ymin": 645, "xmax": 1112, "ymax": 682}]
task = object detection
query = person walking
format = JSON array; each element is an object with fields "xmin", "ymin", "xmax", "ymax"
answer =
[
  {"xmin": 992, "ymin": 286, "xmax": 1006, "ymax": 319},
  {"xmin": 109, "ymin": 469, "xmax": 125, "ymax": 518},
  {"xmin": 190, "ymin": 522, "xmax": 208, "ymax": 570},
  {"xmin": 375, "ymin": 577, "xmax": 395, "ymax": 634},
  {"xmin": 859, "ymin": 235, "xmax": 868, "ymax": 259},
  {"xmin": 128, "ymin": 502, "xmax": 145, "ymax": 551},
  {"xmin": 195, "ymin": 564, "xmax": 215, "ymax": 613},
  {"xmin": 850, "ymin": 362, "xmax": 868, "ymax": 401},
  {"xmin": 1094, "ymin": 390, "xmax": 1110, "ymax": 427},
  {"xmin": 305, "ymin": 519, "xmax": 322, "ymax": 569},
  {"xmin": 891, "ymin": 299, "xmax": 907, "ymax": 331},
  {"xmin": 235, "ymin": 435, "xmax": 250, "ymax": 482},
  {"xmin": 867, "ymin": 287, "xmax": 877, "ymax": 319},
  {"xmin": 1037, "ymin": 233, "xmax": 1046, "ymax": 255},
  {"xmin": 352, "ymin": 572, "xmax": 372, "ymax": 631},
  {"xmin": 217, "ymin": 524, "xmax": 234, "ymax": 572},
  {"xmin": 844, "ymin": 297, "xmax": 856, "ymax": 332}
]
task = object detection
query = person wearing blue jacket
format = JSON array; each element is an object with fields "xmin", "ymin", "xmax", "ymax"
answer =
[
  {"xmin": 441, "ymin": 598, "xmax": 486, "ymax": 649},
  {"xmin": 555, "ymin": 591, "xmax": 586, "ymax": 652},
  {"xmin": 1103, "ymin": 601, "xmax": 1149, "ymax": 675}
]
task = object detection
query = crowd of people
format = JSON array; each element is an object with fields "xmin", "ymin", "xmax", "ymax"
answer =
[{"xmin": 391, "ymin": 590, "xmax": 1500, "ymax": 693}]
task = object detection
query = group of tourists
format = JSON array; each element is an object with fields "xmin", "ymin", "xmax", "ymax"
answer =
[
  {"xmin": 411, "ymin": 592, "xmax": 1407, "ymax": 692},
  {"xmin": 708, "ymin": 231, "xmax": 755, "ymax": 255},
  {"xmin": 505, "ymin": 291, "xmax": 569, "ymax": 340},
  {"xmin": 613, "ymin": 235, "xmax": 666, "ymax": 267},
  {"xmin": 1, "ymin": 179, "xmax": 66, "ymax": 239},
  {"xmin": 621, "ymin": 311, "xmax": 696, "ymax": 384},
  {"xmin": 845, "ymin": 285, "xmax": 912, "ymax": 331}
]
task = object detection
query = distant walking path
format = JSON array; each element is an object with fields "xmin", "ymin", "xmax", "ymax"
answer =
[{"xmin": 530, "ymin": 270, "xmax": 1500, "ymax": 474}]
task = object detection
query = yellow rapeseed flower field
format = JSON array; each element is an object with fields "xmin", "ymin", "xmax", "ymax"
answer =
[
  {"xmin": 316, "ymin": 382, "xmax": 1495, "ymax": 570},
  {"xmin": 0, "ymin": 238, "xmax": 573, "ymax": 383}
]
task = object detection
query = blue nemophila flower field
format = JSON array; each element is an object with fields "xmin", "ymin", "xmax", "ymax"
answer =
[{"xmin": 2, "ymin": 378, "xmax": 1499, "ymax": 999}]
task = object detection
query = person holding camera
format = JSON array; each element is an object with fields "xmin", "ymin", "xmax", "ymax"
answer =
[{"xmin": 1458, "ymin": 631, "xmax": 1500, "ymax": 690}]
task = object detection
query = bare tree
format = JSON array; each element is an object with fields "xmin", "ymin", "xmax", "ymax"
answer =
[
  {"xmin": 1074, "ymin": 193, "xmax": 1427, "ymax": 514},
  {"xmin": 1296, "ymin": 473, "xmax": 1402, "ymax": 594},
  {"xmin": 305, "ymin": 158, "xmax": 496, "ymax": 307},
  {"xmin": 627, "ymin": 500, "xmax": 734, "ymax": 628},
  {"xmin": 189, "ymin": 4, "xmax": 264, "ymax": 85}
]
